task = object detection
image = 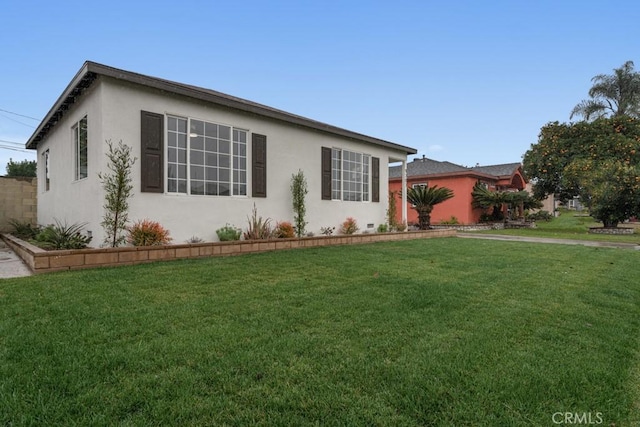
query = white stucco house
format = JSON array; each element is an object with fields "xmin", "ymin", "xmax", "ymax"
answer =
[{"xmin": 26, "ymin": 61, "xmax": 415, "ymax": 245}]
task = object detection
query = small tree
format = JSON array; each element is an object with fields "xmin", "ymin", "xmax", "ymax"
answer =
[
  {"xmin": 387, "ymin": 191, "xmax": 398, "ymax": 230},
  {"xmin": 6, "ymin": 158, "xmax": 36, "ymax": 177},
  {"xmin": 99, "ymin": 140, "xmax": 136, "ymax": 247},
  {"xmin": 290, "ymin": 170, "xmax": 308, "ymax": 237},
  {"xmin": 407, "ymin": 185, "xmax": 454, "ymax": 229}
]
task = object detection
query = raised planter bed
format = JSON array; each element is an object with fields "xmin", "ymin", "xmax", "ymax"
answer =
[
  {"xmin": 588, "ymin": 227, "xmax": 635, "ymax": 235},
  {"xmin": 1, "ymin": 229, "xmax": 456, "ymax": 275}
]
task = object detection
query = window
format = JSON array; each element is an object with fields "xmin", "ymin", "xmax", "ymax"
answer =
[
  {"xmin": 73, "ymin": 116, "xmax": 88, "ymax": 180},
  {"xmin": 43, "ymin": 149, "xmax": 50, "ymax": 191},
  {"xmin": 167, "ymin": 115, "xmax": 247, "ymax": 196},
  {"xmin": 331, "ymin": 148, "xmax": 371, "ymax": 202}
]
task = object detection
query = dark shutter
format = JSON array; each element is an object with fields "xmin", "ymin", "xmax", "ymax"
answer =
[
  {"xmin": 372, "ymin": 156, "xmax": 380, "ymax": 203},
  {"xmin": 140, "ymin": 111, "xmax": 164, "ymax": 193},
  {"xmin": 321, "ymin": 147, "xmax": 332, "ymax": 200},
  {"xmin": 252, "ymin": 133, "xmax": 267, "ymax": 198}
]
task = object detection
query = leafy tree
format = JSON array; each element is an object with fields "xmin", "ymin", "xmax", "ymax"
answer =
[
  {"xmin": 406, "ymin": 185, "xmax": 454, "ymax": 230},
  {"xmin": 570, "ymin": 61, "xmax": 640, "ymax": 121},
  {"xmin": 523, "ymin": 116, "xmax": 640, "ymax": 228},
  {"xmin": 5, "ymin": 158, "xmax": 36, "ymax": 177},
  {"xmin": 290, "ymin": 170, "xmax": 308, "ymax": 237},
  {"xmin": 471, "ymin": 182, "xmax": 510, "ymax": 221},
  {"xmin": 99, "ymin": 140, "xmax": 136, "ymax": 247}
]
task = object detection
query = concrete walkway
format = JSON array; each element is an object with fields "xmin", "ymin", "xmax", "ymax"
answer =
[
  {"xmin": 457, "ymin": 232, "xmax": 640, "ymax": 250},
  {"xmin": 0, "ymin": 240, "xmax": 32, "ymax": 279}
]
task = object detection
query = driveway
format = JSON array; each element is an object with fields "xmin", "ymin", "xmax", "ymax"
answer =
[
  {"xmin": 0, "ymin": 239, "xmax": 32, "ymax": 279},
  {"xmin": 457, "ymin": 232, "xmax": 640, "ymax": 250}
]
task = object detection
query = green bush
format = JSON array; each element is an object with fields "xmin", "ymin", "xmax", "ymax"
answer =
[
  {"xmin": 439, "ymin": 216, "xmax": 460, "ymax": 225},
  {"xmin": 8, "ymin": 219, "xmax": 41, "ymax": 240},
  {"xmin": 216, "ymin": 224, "xmax": 241, "ymax": 241},
  {"xmin": 377, "ymin": 224, "xmax": 388, "ymax": 233},
  {"xmin": 526, "ymin": 210, "xmax": 553, "ymax": 222},
  {"xmin": 33, "ymin": 220, "xmax": 92, "ymax": 250}
]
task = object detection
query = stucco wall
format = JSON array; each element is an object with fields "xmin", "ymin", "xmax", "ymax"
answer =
[
  {"xmin": 0, "ymin": 176, "xmax": 37, "ymax": 232},
  {"xmin": 36, "ymin": 76, "xmax": 408, "ymax": 245},
  {"xmin": 390, "ymin": 175, "xmax": 485, "ymax": 225}
]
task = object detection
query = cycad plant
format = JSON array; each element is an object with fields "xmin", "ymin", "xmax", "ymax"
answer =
[{"xmin": 406, "ymin": 185, "xmax": 454, "ymax": 230}]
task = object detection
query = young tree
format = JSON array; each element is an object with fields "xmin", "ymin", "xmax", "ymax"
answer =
[
  {"xmin": 406, "ymin": 185, "xmax": 454, "ymax": 230},
  {"xmin": 570, "ymin": 61, "xmax": 640, "ymax": 121},
  {"xmin": 290, "ymin": 170, "xmax": 308, "ymax": 237},
  {"xmin": 523, "ymin": 116, "xmax": 640, "ymax": 227},
  {"xmin": 99, "ymin": 140, "xmax": 136, "ymax": 247},
  {"xmin": 5, "ymin": 158, "xmax": 36, "ymax": 177}
]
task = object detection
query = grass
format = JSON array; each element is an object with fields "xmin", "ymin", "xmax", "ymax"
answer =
[
  {"xmin": 1, "ymin": 238, "xmax": 640, "ymax": 425},
  {"xmin": 475, "ymin": 211, "xmax": 640, "ymax": 244}
]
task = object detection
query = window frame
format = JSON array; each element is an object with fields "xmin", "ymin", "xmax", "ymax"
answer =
[
  {"xmin": 43, "ymin": 149, "xmax": 50, "ymax": 191},
  {"xmin": 330, "ymin": 147, "xmax": 372, "ymax": 202},
  {"xmin": 73, "ymin": 116, "xmax": 88, "ymax": 181},
  {"xmin": 165, "ymin": 114, "xmax": 248, "ymax": 197}
]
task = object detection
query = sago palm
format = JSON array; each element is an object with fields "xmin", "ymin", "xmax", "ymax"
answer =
[{"xmin": 406, "ymin": 185, "xmax": 454, "ymax": 230}]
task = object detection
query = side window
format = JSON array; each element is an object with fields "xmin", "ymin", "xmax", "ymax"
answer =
[
  {"xmin": 73, "ymin": 116, "xmax": 88, "ymax": 180},
  {"xmin": 43, "ymin": 149, "xmax": 50, "ymax": 191}
]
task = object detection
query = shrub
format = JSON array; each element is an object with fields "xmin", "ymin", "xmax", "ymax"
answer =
[
  {"xmin": 320, "ymin": 226, "xmax": 335, "ymax": 236},
  {"xmin": 273, "ymin": 221, "xmax": 295, "ymax": 239},
  {"xmin": 33, "ymin": 220, "xmax": 92, "ymax": 250},
  {"xmin": 127, "ymin": 219, "xmax": 172, "ymax": 246},
  {"xmin": 244, "ymin": 204, "xmax": 272, "ymax": 240},
  {"xmin": 8, "ymin": 219, "xmax": 41, "ymax": 240},
  {"xmin": 526, "ymin": 210, "xmax": 553, "ymax": 222},
  {"xmin": 291, "ymin": 170, "xmax": 308, "ymax": 237},
  {"xmin": 395, "ymin": 222, "xmax": 407, "ymax": 232},
  {"xmin": 216, "ymin": 224, "xmax": 241, "ymax": 241},
  {"xmin": 439, "ymin": 216, "xmax": 460, "ymax": 225},
  {"xmin": 377, "ymin": 223, "xmax": 388, "ymax": 233},
  {"xmin": 340, "ymin": 217, "xmax": 359, "ymax": 235},
  {"xmin": 186, "ymin": 236, "xmax": 204, "ymax": 244}
]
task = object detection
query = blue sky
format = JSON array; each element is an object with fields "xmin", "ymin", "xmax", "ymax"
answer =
[{"xmin": 1, "ymin": 0, "xmax": 638, "ymax": 173}]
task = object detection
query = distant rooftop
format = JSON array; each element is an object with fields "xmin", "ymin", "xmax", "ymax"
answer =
[{"xmin": 389, "ymin": 156, "xmax": 522, "ymax": 180}]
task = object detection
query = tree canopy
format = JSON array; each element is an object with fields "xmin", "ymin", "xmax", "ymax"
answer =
[
  {"xmin": 570, "ymin": 61, "xmax": 640, "ymax": 121},
  {"xmin": 523, "ymin": 116, "xmax": 640, "ymax": 227},
  {"xmin": 5, "ymin": 158, "xmax": 36, "ymax": 177}
]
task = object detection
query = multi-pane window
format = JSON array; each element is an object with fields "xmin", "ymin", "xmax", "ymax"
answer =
[
  {"xmin": 167, "ymin": 115, "xmax": 247, "ymax": 196},
  {"xmin": 331, "ymin": 148, "xmax": 371, "ymax": 202},
  {"xmin": 73, "ymin": 116, "xmax": 87, "ymax": 180}
]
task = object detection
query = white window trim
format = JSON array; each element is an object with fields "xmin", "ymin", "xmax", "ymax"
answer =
[
  {"xmin": 165, "ymin": 114, "xmax": 248, "ymax": 197},
  {"xmin": 331, "ymin": 147, "xmax": 372, "ymax": 202},
  {"xmin": 72, "ymin": 116, "xmax": 88, "ymax": 181}
]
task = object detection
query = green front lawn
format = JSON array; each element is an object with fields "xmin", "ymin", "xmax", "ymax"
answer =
[
  {"xmin": 476, "ymin": 211, "xmax": 640, "ymax": 244},
  {"xmin": 1, "ymin": 238, "xmax": 639, "ymax": 425}
]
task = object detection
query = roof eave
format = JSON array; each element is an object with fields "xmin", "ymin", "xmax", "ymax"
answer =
[{"xmin": 26, "ymin": 61, "xmax": 417, "ymax": 155}]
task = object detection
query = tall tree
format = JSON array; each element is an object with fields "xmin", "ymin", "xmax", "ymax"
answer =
[
  {"xmin": 523, "ymin": 117, "xmax": 640, "ymax": 228},
  {"xmin": 406, "ymin": 185, "xmax": 454, "ymax": 230},
  {"xmin": 570, "ymin": 61, "xmax": 640, "ymax": 121},
  {"xmin": 5, "ymin": 158, "xmax": 36, "ymax": 177}
]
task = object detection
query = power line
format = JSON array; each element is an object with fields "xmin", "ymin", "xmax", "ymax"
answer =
[
  {"xmin": 0, "ymin": 112, "xmax": 37, "ymax": 128},
  {"xmin": 0, "ymin": 108, "xmax": 40, "ymax": 121},
  {"xmin": 0, "ymin": 144, "xmax": 31, "ymax": 153},
  {"xmin": 0, "ymin": 138, "xmax": 26, "ymax": 146}
]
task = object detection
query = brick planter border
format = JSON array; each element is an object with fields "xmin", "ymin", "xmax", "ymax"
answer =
[{"xmin": 1, "ymin": 229, "xmax": 456, "ymax": 275}]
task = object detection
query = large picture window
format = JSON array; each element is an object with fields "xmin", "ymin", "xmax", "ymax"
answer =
[
  {"xmin": 167, "ymin": 115, "xmax": 247, "ymax": 196},
  {"xmin": 331, "ymin": 148, "xmax": 371, "ymax": 202},
  {"xmin": 73, "ymin": 116, "xmax": 88, "ymax": 180}
]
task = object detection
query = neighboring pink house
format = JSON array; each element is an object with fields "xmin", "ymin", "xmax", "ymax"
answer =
[{"xmin": 389, "ymin": 156, "xmax": 527, "ymax": 225}]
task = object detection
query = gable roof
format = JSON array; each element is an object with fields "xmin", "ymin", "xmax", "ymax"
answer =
[
  {"xmin": 26, "ymin": 61, "xmax": 417, "ymax": 155},
  {"xmin": 470, "ymin": 163, "xmax": 523, "ymax": 178}
]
